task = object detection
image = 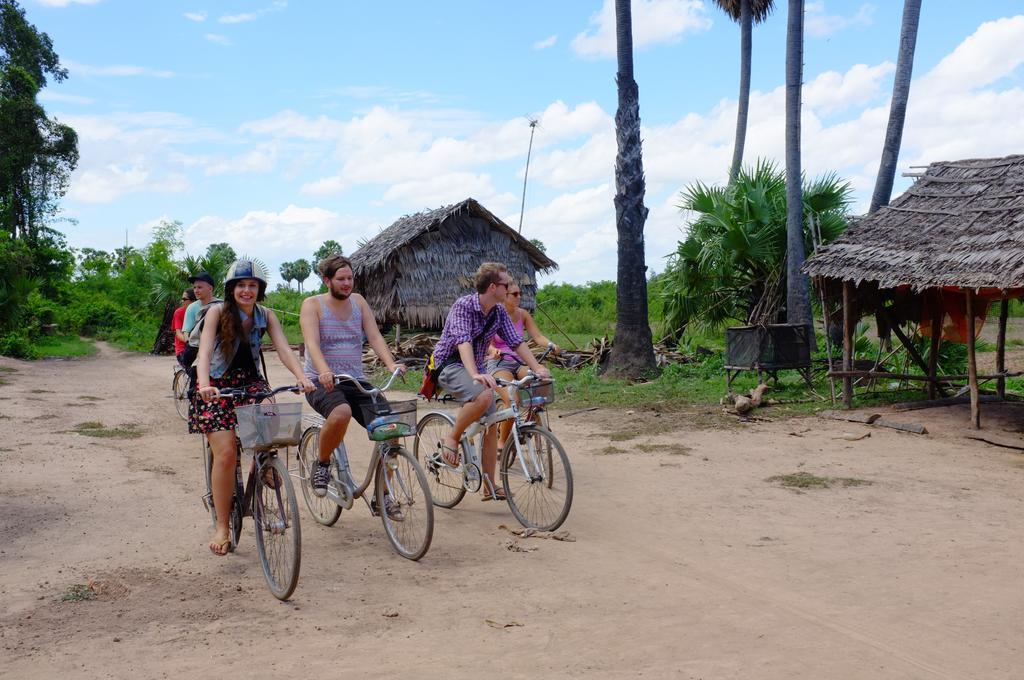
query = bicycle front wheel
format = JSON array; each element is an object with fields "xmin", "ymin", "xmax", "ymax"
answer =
[
  {"xmin": 500, "ymin": 426, "xmax": 573, "ymax": 531},
  {"xmin": 296, "ymin": 426, "xmax": 342, "ymax": 526},
  {"xmin": 173, "ymin": 370, "xmax": 190, "ymax": 420},
  {"xmin": 377, "ymin": 446, "xmax": 434, "ymax": 561},
  {"xmin": 253, "ymin": 455, "xmax": 301, "ymax": 600},
  {"xmin": 413, "ymin": 411, "xmax": 467, "ymax": 508}
]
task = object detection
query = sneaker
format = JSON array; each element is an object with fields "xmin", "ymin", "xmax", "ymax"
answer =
[
  {"xmin": 311, "ymin": 461, "xmax": 331, "ymax": 497},
  {"xmin": 372, "ymin": 495, "xmax": 404, "ymax": 521}
]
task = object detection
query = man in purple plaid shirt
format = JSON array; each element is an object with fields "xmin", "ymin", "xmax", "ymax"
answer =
[{"xmin": 431, "ymin": 262, "xmax": 550, "ymax": 500}]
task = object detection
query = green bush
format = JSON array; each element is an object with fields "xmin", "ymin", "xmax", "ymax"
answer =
[{"xmin": 0, "ymin": 332, "xmax": 40, "ymax": 359}]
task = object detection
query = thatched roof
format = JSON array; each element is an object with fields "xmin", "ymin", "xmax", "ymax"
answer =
[
  {"xmin": 804, "ymin": 155, "xmax": 1024, "ymax": 291},
  {"xmin": 352, "ymin": 198, "xmax": 557, "ymax": 272},
  {"xmin": 350, "ymin": 198, "xmax": 558, "ymax": 328}
]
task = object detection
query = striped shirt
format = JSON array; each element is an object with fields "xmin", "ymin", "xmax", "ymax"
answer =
[
  {"xmin": 433, "ymin": 294, "xmax": 522, "ymax": 374},
  {"xmin": 304, "ymin": 297, "xmax": 364, "ymax": 381}
]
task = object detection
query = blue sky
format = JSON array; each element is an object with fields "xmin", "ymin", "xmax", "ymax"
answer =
[{"xmin": 25, "ymin": 0, "xmax": 1024, "ymax": 286}]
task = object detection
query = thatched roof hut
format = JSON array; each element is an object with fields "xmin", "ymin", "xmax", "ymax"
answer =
[
  {"xmin": 350, "ymin": 198, "xmax": 558, "ymax": 329},
  {"xmin": 804, "ymin": 155, "xmax": 1024, "ymax": 290},
  {"xmin": 803, "ymin": 154, "xmax": 1024, "ymax": 426}
]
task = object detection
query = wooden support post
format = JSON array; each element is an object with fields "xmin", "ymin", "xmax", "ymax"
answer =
[
  {"xmin": 394, "ymin": 323, "xmax": 402, "ymax": 352},
  {"xmin": 996, "ymin": 298, "xmax": 1009, "ymax": 399},
  {"xmin": 927, "ymin": 296, "xmax": 941, "ymax": 400},
  {"xmin": 842, "ymin": 281, "xmax": 853, "ymax": 409},
  {"xmin": 965, "ymin": 290, "xmax": 980, "ymax": 429}
]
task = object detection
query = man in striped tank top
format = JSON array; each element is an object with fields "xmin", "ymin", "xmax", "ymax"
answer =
[{"xmin": 300, "ymin": 255, "xmax": 406, "ymax": 497}]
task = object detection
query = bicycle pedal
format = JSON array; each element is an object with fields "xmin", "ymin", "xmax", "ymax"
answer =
[{"xmin": 201, "ymin": 494, "xmax": 213, "ymax": 512}]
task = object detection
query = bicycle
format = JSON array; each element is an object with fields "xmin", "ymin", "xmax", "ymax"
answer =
[
  {"xmin": 414, "ymin": 370, "xmax": 573, "ymax": 531},
  {"xmin": 172, "ymin": 364, "xmax": 190, "ymax": 420},
  {"xmin": 295, "ymin": 369, "xmax": 434, "ymax": 561},
  {"xmin": 200, "ymin": 384, "xmax": 303, "ymax": 600}
]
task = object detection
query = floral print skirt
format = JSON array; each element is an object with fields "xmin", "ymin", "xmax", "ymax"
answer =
[{"xmin": 188, "ymin": 368, "xmax": 270, "ymax": 434}]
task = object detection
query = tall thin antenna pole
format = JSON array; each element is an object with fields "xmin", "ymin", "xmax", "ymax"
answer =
[{"xmin": 518, "ymin": 118, "xmax": 539, "ymax": 234}]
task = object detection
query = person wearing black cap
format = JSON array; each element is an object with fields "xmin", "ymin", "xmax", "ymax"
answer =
[{"xmin": 183, "ymin": 271, "xmax": 218, "ymax": 336}]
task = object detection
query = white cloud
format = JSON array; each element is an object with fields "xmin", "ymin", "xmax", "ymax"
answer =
[
  {"xmin": 39, "ymin": 91, "xmax": 95, "ymax": 105},
  {"xmin": 184, "ymin": 11, "xmax": 207, "ymax": 22},
  {"xmin": 36, "ymin": 0, "xmax": 100, "ymax": 6},
  {"xmin": 534, "ymin": 35, "xmax": 558, "ymax": 50},
  {"xmin": 805, "ymin": 2, "xmax": 875, "ymax": 39},
  {"xmin": 917, "ymin": 15, "xmax": 1024, "ymax": 96},
  {"xmin": 205, "ymin": 33, "xmax": 232, "ymax": 46},
  {"xmin": 64, "ymin": 59, "xmax": 174, "ymax": 78},
  {"xmin": 219, "ymin": 0, "xmax": 286, "ymax": 24},
  {"xmin": 803, "ymin": 62, "xmax": 894, "ymax": 115},
  {"xmin": 571, "ymin": 0, "xmax": 712, "ymax": 59}
]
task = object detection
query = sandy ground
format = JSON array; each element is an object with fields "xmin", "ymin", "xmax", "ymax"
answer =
[{"xmin": 1, "ymin": 343, "xmax": 1023, "ymax": 679}]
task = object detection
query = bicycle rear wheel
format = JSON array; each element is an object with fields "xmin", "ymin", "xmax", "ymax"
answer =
[
  {"xmin": 296, "ymin": 426, "xmax": 342, "ymax": 526},
  {"xmin": 377, "ymin": 446, "xmax": 434, "ymax": 561},
  {"xmin": 413, "ymin": 411, "xmax": 467, "ymax": 508},
  {"xmin": 500, "ymin": 426, "xmax": 573, "ymax": 531},
  {"xmin": 173, "ymin": 370, "xmax": 190, "ymax": 420},
  {"xmin": 253, "ymin": 455, "xmax": 301, "ymax": 600}
]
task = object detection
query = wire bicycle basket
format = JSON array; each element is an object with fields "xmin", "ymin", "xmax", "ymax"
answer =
[
  {"xmin": 235, "ymin": 402, "xmax": 304, "ymax": 450},
  {"xmin": 362, "ymin": 399, "xmax": 417, "ymax": 441}
]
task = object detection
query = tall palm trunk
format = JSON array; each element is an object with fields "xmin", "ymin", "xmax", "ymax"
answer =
[
  {"xmin": 605, "ymin": 0, "xmax": 655, "ymax": 378},
  {"xmin": 784, "ymin": 0, "xmax": 812, "ymax": 336},
  {"xmin": 729, "ymin": 0, "xmax": 753, "ymax": 182},
  {"xmin": 868, "ymin": 0, "xmax": 922, "ymax": 214}
]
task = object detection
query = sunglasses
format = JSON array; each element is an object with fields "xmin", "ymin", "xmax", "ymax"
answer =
[
  {"xmin": 509, "ymin": 292, "xmax": 520, "ymax": 298},
  {"xmin": 181, "ymin": 297, "xmax": 190, "ymax": 301}
]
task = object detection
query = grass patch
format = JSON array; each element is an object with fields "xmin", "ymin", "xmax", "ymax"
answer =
[
  {"xmin": 77, "ymin": 395, "xmax": 103, "ymax": 401},
  {"xmin": 34, "ymin": 334, "xmax": 97, "ymax": 358},
  {"xmin": 0, "ymin": 366, "xmax": 16, "ymax": 373},
  {"xmin": 29, "ymin": 388, "xmax": 53, "ymax": 394},
  {"xmin": 61, "ymin": 584, "xmax": 96, "ymax": 602},
  {"xmin": 636, "ymin": 443, "xmax": 692, "ymax": 456},
  {"xmin": 598, "ymin": 445, "xmax": 626, "ymax": 455},
  {"xmin": 767, "ymin": 472, "xmax": 872, "ymax": 489},
  {"xmin": 1008, "ymin": 338, "xmax": 1024, "ymax": 348},
  {"xmin": 72, "ymin": 421, "xmax": 143, "ymax": 439}
]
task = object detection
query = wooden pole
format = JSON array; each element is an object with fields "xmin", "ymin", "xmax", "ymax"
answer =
[
  {"xmin": 394, "ymin": 323, "xmax": 402, "ymax": 352},
  {"xmin": 996, "ymin": 298, "xmax": 1009, "ymax": 399},
  {"xmin": 965, "ymin": 290, "xmax": 980, "ymax": 429},
  {"xmin": 842, "ymin": 281, "xmax": 853, "ymax": 408},
  {"xmin": 927, "ymin": 294, "xmax": 941, "ymax": 400}
]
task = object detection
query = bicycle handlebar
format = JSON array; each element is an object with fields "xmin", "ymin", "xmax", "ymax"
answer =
[
  {"xmin": 215, "ymin": 384, "xmax": 302, "ymax": 401},
  {"xmin": 332, "ymin": 366, "xmax": 404, "ymax": 396}
]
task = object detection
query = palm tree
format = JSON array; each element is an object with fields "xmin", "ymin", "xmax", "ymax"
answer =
[
  {"xmin": 868, "ymin": 0, "xmax": 922, "ymax": 214},
  {"xmin": 713, "ymin": 0, "xmax": 776, "ymax": 182},
  {"xmin": 279, "ymin": 261, "xmax": 294, "ymax": 290},
  {"xmin": 784, "ymin": 0, "xmax": 812, "ymax": 338},
  {"xmin": 604, "ymin": 0, "xmax": 656, "ymax": 378},
  {"xmin": 661, "ymin": 160, "xmax": 851, "ymax": 337}
]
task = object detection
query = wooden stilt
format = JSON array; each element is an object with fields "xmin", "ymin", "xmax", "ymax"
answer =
[
  {"xmin": 996, "ymin": 298, "xmax": 1009, "ymax": 399},
  {"xmin": 965, "ymin": 290, "xmax": 980, "ymax": 429},
  {"xmin": 394, "ymin": 323, "xmax": 401, "ymax": 352},
  {"xmin": 842, "ymin": 281, "xmax": 853, "ymax": 409},
  {"xmin": 927, "ymin": 294, "xmax": 941, "ymax": 400}
]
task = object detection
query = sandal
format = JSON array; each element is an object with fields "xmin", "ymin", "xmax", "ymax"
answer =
[
  {"xmin": 209, "ymin": 537, "xmax": 231, "ymax": 556},
  {"xmin": 440, "ymin": 442, "xmax": 460, "ymax": 467},
  {"xmin": 481, "ymin": 481, "xmax": 507, "ymax": 501}
]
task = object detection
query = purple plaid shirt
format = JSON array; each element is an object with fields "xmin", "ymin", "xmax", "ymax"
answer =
[{"xmin": 432, "ymin": 294, "xmax": 523, "ymax": 374}]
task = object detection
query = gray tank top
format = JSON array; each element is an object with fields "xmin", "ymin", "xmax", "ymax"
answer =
[{"xmin": 303, "ymin": 297, "xmax": 364, "ymax": 381}]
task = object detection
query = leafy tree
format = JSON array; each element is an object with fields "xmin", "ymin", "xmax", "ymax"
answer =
[
  {"xmin": 661, "ymin": 160, "xmax": 851, "ymax": 337},
  {"xmin": 528, "ymin": 238, "xmax": 547, "ymax": 254},
  {"xmin": 291, "ymin": 258, "xmax": 311, "ymax": 293},
  {"xmin": 0, "ymin": 1, "xmax": 77, "ymax": 241},
  {"xmin": 0, "ymin": 0, "xmax": 67, "ymax": 88},
  {"xmin": 77, "ymin": 247, "xmax": 113, "ymax": 279},
  {"xmin": 312, "ymin": 239, "xmax": 343, "ymax": 269},
  {"xmin": 279, "ymin": 261, "xmax": 294, "ymax": 289},
  {"xmin": 713, "ymin": 0, "xmax": 776, "ymax": 182},
  {"xmin": 205, "ymin": 242, "xmax": 236, "ymax": 264},
  {"xmin": 869, "ymin": 0, "xmax": 921, "ymax": 214},
  {"xmin": 604, "ymin": 0, "xmax": 656, "ymax": 378}
]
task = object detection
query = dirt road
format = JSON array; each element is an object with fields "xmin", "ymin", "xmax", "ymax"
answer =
[{"xmin": 1, "ymin": 344, "xmax": 1022, "ymax": 679}]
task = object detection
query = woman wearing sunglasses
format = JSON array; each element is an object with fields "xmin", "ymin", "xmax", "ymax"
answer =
[
  {"xmin": 173, "ymin": 288, "xmax": 198, "ymax": 368},
  {"xmin": 486, "ymin": 278, "xmax": 559, "ymax": 451}
]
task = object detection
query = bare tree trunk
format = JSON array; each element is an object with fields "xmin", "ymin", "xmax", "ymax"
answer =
[
  {"xmin": 604, "ymin": 0, "xmax": 656, "ymax": 379},
  {"xmin": 784, "ymin": 0, "xmax": 812, "ymax": 338},
  {"xmin": 729, "ymin": 0, "xmax": 753, "ymax": 182},
  {"xmin": 869, "ymin": 0, "xmax": 922, "ymax": 214}
]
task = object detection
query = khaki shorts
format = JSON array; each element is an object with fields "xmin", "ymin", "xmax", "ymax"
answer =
[{"xmin": 437, "ymin": 363, "xmax": 496, "ymax": 416}]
